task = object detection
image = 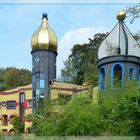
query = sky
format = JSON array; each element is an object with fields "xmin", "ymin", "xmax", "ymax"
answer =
[{"xmin": 0, "ymin": 0, "xmax": 140, "ymax": 78}]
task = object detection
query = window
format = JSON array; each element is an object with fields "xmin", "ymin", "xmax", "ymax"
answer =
[
  {"xmin": 9, "ymin": 115, "xmax": 15, "ymax": 124},
  {"xmin": 19, "ymin": 93, "xmax": 25, "ymax": 121},
  {"xmin": 2, "ymin": 129, "xmax": 7, "ymax": 135},
  {"xmin": 128, "ymin": 67, "xmax": 135, "ymax": 80},
  {"xmin": 112, "ymin": 63, "xmax": 124, "ymax": 88},
  {"xmin": 20, "ymin": 93, "xmax": 25, "ymax": 103},
  {"xmin": 40, "ymin": 80, "xmax": 45, "ymax": 88},
  {"xmin": 28, "ymin": 100, "xmax": 32, "ymax": 107},
  {"xmin": 2, "ymin": 115, "xmax": 8, "ymax": 126},
  {"xmin": 36, "ymin": 73, "xmax": 40, "ymax": 78},
  {"xmin": 99, "ymin": 67, "xmax": 105, "ymax": 90},
  {"xmin": 7, "ymin": 101, "xmax": 16, "ymax": 109},
  {"xmin": 9, "ymin": 129, "xmax": 16, "ymax": 135},
  {"xmin": 138, "ymin": 69, "xmax": 140, "ymax": 75}
]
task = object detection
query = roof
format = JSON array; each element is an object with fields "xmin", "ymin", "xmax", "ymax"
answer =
[
  {"xmin": 98, "ymin": 13, "xmax": 140, "ymax": 59},
  {"xmin": 0, "ymin": 82, "xmax": 84, "ymax": 95}
]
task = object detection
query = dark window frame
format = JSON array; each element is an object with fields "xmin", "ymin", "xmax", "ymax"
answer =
[
  {"xmin": 2, "ymin": 115, "xmax": 8, "ymax": 126},
  {"xmin": 9, "ymin": 115, "xmax": 15, "ymax": 124},
  {"xmin": 128, "ymin": 66, "xmax": 136, "ymax": 80},
  {"xmin": 6, "ymin": 100, "xmax": 16, "ymax": 110},
  {"xmin": 111, "ymin": 63, "xmax": 124, "ymax": 88},
  {"xmin": 27, "ymin": 100, "xmax": 32, "ymax": 108},
  {"xmin": 99, "ymin": 67, "xmax": 106, "ymax": 90}
]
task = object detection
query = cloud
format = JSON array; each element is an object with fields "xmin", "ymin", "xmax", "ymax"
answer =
[{"xmin": 57, "ymin": 26, "xmax": 108, "ymax": 77}]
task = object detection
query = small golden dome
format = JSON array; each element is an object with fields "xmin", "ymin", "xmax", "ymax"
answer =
[
  {"xmin": 116, "ymin": 10, "xmax": 126, "ymax": 21},
  {"xmin": 31, "ymin": 13, "xmax": 57, "ymax": 52}
]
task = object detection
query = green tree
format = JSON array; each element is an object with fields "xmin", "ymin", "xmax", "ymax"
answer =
[
  {"xmin": 61, "ymin": 33, "xmax": 107, "ymax": 86},
  {"xmin": 61, "ymin": 59, "xmax": 74, "ymax": 82},
  {"xmin": 18, "ymin": 68, "xmax": 32, "ymax": 86},
  {"xmin": 4, "ymin": 67, "xmax": 19, "ymax": 88},
  {"xmin": 1, "ymin": 67, "xmax": 31, "ymax": 90}
]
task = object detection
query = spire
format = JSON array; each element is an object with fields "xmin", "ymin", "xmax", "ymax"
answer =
[
  {"xmin": 98, "ymin": 10, "xmax": 140, "ymax": 59},
  {"xmin": 42, "ymin": 13, "xmax": 48, "ymax": 19},
  {"xmin": 117, "ymin": 11, "xmax": 128, "ymax": 54},
  {"xmin": 116, "ymin": 10, "xmax": 126, "ymax": 21},
  {"xmin": 31, "ymin": 13, "xmax": 57, "ymax": 52}
]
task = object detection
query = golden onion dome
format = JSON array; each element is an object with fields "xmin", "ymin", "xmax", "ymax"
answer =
[
  {"xmin": 31, "ymin": 13, "xmax": 57, "ymax": 52},
  {"xmin": 116, "ymin": 10, "xmax": 126, "ymax": 21}
]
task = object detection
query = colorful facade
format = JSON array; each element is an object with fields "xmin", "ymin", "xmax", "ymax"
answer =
[
  {"xmin": 0, "ymin": 82, "xmax": 84, "ymax": 135},
  {"xmin": 0, "ymin": 84, "xmax": 32, "ymax": 135}
]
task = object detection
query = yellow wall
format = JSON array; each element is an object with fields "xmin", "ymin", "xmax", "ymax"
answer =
[
  {"xmin": 0, "ymin": 82, "xmax": 84, "ymax": 134},
  {"xmin": 0, "ymin": 85, "xmax": 32, "ymax": 134}
]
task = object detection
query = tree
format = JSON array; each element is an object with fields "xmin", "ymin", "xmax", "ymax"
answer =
[
  {"xmin": 61, "ymin": 33, "xmax": 107, "ymax": 86},
  {"xmin": 4, "ymin": 67, "xmax": 19, "ymax": 88},
  {"xmin": 0, "ymin": 67, "xmax": 32, "ymax": 90},
  {"xmin": 17, "ymin": 68, "xmax": 32, "ymax": 86},
  {"xmin": 126, "ymin": 3, "xmax": 140, "ymax": 23},
  {"xmin": 61, "ymin": 59, "xmax": 74, "ymax": 82}
]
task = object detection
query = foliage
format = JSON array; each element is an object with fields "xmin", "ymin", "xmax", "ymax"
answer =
[
  {"xmin": 32, "ymin": 81, "xmax": 140, "ymax": 137},
  {"xmin": 60, "ymin": 33, "xmax": 108, "ymax": 86},
  {"xmin": 57, "ymin": 93, "xmax": 72, "ymax": 105},
  {"xmin": 32, "ymin": 99, "xmax": 62, "ymax": 136},
  {"xmin": 0, "ymin": 135, "xmax": 5, "ymax": 140},
  {"xmin": 126, "ymin": 3, "xmax": 140, "ymax": 23},
  {"xmin": 32, "ymin": 95, "xmax": 103, "ymax": 136},
  {"xmin": 12, "ymin": 115, "xmax": 24, "ymax": 134},
  {"xmin": 99, "ymin": 81, "xmax": 140, "ymax": 136},
  {"xmin": 0, "ymin": 67, "xmax": 31, "ymax": 91},
  {"xmin": 4, "ymin": 67, "xmax": 20, "ymax": 88},
  {"xmin": 56, "ymin": 96, "xmax": 102, "ymax": 136}
]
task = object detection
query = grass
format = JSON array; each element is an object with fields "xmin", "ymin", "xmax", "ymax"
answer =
[{"xmin": 6, "ymin": 135, "xmax": 135, "ymax": 140}]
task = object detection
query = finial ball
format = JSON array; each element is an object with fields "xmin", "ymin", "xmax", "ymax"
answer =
[
  {"xmin": 42, "ymin": 13, "xmax": 48, "ymax": 19},
  {"xmin": 116, "ymin": 10, "xmax": 126, "ymax": 21}
]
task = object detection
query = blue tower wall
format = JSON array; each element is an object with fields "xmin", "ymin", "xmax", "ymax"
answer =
[
  {"xmin": 98, "ymin": 55, "xmax": 140, "ymax": 90},
  {"xmin": 31, "ymin": 49, "xmax": 57, "ymax": 110}
]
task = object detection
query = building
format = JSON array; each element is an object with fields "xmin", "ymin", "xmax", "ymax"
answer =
[
  {"xmin": 0, "ymin": 82, "xmax": 84, "ymax": 134},
  {"xmin": 0, "ymin": 13, "xmax": 86, "ymax": 134},
  {"xmin": 31, "ymin": 13, "xmax": 58, "ymax": 112},
  {"xmin": 0, "ymin": 84, "xmax": 32, "ymax": 135},
  {"xmin": 98, "ymin": 11, "xmax": 140, "ymax": 90}
]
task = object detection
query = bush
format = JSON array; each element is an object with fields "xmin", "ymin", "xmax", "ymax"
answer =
[
  {"xmin": 12, "ymin": 116, "xmax": 24, "ymax": 134},
  {"xmin": 32, "ymin": 81, "xmax": 140, "ymax": 136},
  {"xmin": 99, "ymin": 81, "xmax": 140, "ymax": 135}
]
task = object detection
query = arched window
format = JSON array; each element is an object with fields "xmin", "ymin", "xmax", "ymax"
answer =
[
  {"xmin": 111, "ymin": 63, "xmax": 124, "ymax": 88},
  {"xmin": 99, "ymin": 67, "xmax": 105, "ymax": 90},
  {"xmin": 2, "ymin": 115, "xmax": 8, "ymax": 126},
  {"xmin": 9, "ymin": 115, "xmax": 15, "ymax": 124},
  {"xmin": 9, "ymin": 129, "xmax": 16, "ymax": 135},
  {"xmin": 128, "ymin": 66, "xmax": 135, "ymax": 80}
]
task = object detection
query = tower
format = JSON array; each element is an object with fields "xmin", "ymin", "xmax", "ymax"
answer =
[
  {"xmin": 98, "ymin": 11, "xmax": 140, "ymax": 90},
  {"xmin": 31, "ymin": 13, "xmax": 57, "ymax": 112}
]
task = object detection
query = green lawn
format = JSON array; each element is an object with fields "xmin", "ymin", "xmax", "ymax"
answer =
[{"xmin": 7, "ymin": 135, "xmax": 135, "ymax": 140}]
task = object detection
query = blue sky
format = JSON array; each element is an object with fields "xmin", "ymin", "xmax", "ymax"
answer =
[{"xmin": 0, "ymin": 0, "xmax": 140, "ymax": 78}]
